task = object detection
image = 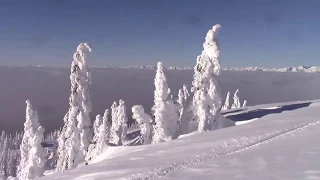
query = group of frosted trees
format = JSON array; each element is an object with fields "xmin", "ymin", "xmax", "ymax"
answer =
[
  {"xmin": 132, "ymin": 24, "xmax": 233, "ymax": 143},
  {"xmin": 0, "ymin": 132, "xmax": 22, "ymax": 178},
  {"xmin": 222, "ymin": 89, "xmax": 247, "ymax": 111},
  {"xmin": 0, "ymin": 24, "xmax": 245, "ymax": 179}
]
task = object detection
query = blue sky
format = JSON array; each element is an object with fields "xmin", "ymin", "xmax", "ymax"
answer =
[{"xmin": 0, "ymin": 0, "xmax": 319, "ymax": 67}]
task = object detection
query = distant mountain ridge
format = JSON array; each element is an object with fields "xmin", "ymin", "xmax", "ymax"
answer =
[
  {"xmin": 223, "ymin": 66, "xmax": 320, "ymax": 73},
  {"xmin": 123, "ymin": 65, "xmax": 320, "ymax": 73},
  {"xmin": 32, "ymin": 65, "xmax": 320, "ymax": 73}
]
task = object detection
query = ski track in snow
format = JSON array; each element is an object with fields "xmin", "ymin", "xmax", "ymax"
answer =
[{"xmin": 127, "ymin": 121, "xmax": 320, "ymax": 180}]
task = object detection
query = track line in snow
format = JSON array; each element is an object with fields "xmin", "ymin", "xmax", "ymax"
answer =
[{"xmin": 127, "ymin": 121, "xmax": 320, "ymax": 180}]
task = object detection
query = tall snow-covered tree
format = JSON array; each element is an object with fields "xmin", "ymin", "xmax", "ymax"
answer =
[
  {"xmin": 86, "ymin": 115, "xmax": 102, "ymax": 158},
  {"xmin": 56, "ymin": 43, "xmax": 93, "ymax": 172},
  {"xmin": 132, "ymin": 105, "xmax": 153, "ymax": 145},
  {"xmin": 0, "ymin": 135, "xmax": 8, "ymax": 176},
  {"xmin": 109, "ymin": 101, "xmax": 119, "ymax": 145},
  {"xmin": 152, "ymin": 62, "xmax": 179, "ymax": 143},
  {"xmin": 191, "ymin": 24, "xmax": 223, "ymax": 132},
  {"xmin": 110, "ymin": 100, "xmax": 128, "ymax": 145},
  {"xmin": 96, "ymin": 109, "xmax": 110, "ymax": 152},
  {"xmin": 93, "ymin": 115, "xmax": 102, "ymax": 137},
  {"xmin": 17, "ymin": 100, "xmax": 46, "ymax": 180},
  {"xmin": 118, "ymin": 100, "xmax": 128, "ymax": 145},
  {"xmin": 102, "ymin": 109, "xmax": 111, "ymax": 141},
  {"xmin": 177, "ymin": 85, "xmax": 193, "ymax": 135},
  {"xmin": 56, "ymin": 114, "xmax": 69, "ymax": 172},
  {"xmin": 222, "ymin": 92, "xmax": 230, "ymax": 111},
  {"xmin": 6, "ymin": 148, "xmax": 15, "ymax": 177},
  {"xmin": 231, "ymin": 89, "xmax": 241, "ymax": 109},
  {"xmin": 86, "ymin": 112, "xmax": 109, "ymax": 162}
]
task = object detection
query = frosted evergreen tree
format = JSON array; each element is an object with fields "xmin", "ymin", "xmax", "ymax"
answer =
[
  {"xmin": 56, "ymin": 114, "xmax": 68, "ymax": 172},
  {"xmin": 132, "ymin": 105, "xmax": 153, "ymax": 145},
  {"xmin": 93, "ymin": 115, "xmax": 102, "ymax": 137},
  {"xmin": 1, "ymin": 131, "xmax": 22, "ymax": 177},
  {"xmin": 222, "ymin": 92, "xmax": 230, "ymax": 111},
  {"xmin": 6, "ymin": 149, "xmax": 14, "ymax": 177},
  {"xmin": 109, "ymin": 100, "xmax": 128, "ymax": 145},
  {"xmin": 118, "ymin": 100, "xmax": 128, "ymax": 145},
  {"xmin": 0, "ymin": 136, "xmax": 8, "ymax": 176},
  {"xmin": 109, "ymin": 101, "xmax": 119, "ymax": 145},
  {"xmin": 102, "ymin": 109, "xmax": 111, "ymax": 141},
  {"xmin": 177, "ymin": 85, "xmax": 193, "ymax": 135},
  {"xmin": 45, "ymin": 129, "xmax": 59, "ymax": 141},
  {"xmin": 17, "ymin": 100, "xmax": 46, "ymax": 180},
  {"xmin": 56, "ymin": 43, "xmax": 93, "ymax": 172},
  {"xmin": 86, "ymin": 109, "xmax": 110, "ymax": 163},
  {"xmin": 231, "ymin": 89, "xmax": 241, "ymax": 109},
  {"xmin": 86, "ymin": 115, "xmax": 102, "ymax": 156},
  {"xmin": 192, "ymin": 24, "xmax": 223, "ymax": 132},
  {"xmin": 242, "ymin": 100, "xmax": 247, "ymax": 107},
  {"xmin": 96, "ymin": 110, "xmax": 110, "ymax": 153},
  {"xmin": 152, "ymin": 62, "xmax": 179, "ymax": 143}
]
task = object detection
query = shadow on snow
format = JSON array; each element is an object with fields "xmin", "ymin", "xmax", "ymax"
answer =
[{"xmin": 225, "ymin": 102, "xmax": 312, "ymax": 121}]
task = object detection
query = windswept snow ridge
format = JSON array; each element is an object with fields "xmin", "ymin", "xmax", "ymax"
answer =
[{"xmin": 127, "ymin": 121, "xmax": 320, "ymax": 180}]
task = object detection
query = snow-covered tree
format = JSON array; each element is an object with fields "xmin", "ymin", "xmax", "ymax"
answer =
[
  {"xmin": 56, "ymin": 43, "xmax": 93, "ymax": 172},
  {"xmin": 191, "ymin": 24, "xmax": 223, "ymax": 132},
  {"xmin": 109, "ymin": 102, "xmax": 119, "ymax": 145},
  {"xmin": 96, "ymin": 109, "xmax": 110, "ymax": 152},
  {"xmin": 6, "ymin": 149, "xmax": 15, "ymax": 177},
  {"xmin": 0, "ymin": 135, "xmax": 8, "ymax": 176},
  {"xmin": 45, "ymin": 129, "xmax": 59, "ymax": 141},
  {"xmin": 118, "ymin": 100, "xmax": 128, "ymax": 145},
  {"xmin": 152, "ymin": 62, "xmax": 179, "ymax": 143},
  {"xmin": 55, "ymin": 114, "xmax": 68, "ymax": 172},
  {"xmin": 93, "ymin": 115, "xmax": 102, "ymax": 137},
  {"xmin": 102, "ymin": 109, "xmax": 111, "ymax": 141},
  {"xmin": 231, "ymin": 89, "xmax": 241, "ymax": 109},
  {"xmin": 17, "ymin": 100, "xmax": 46, "ymax": 180},
  {"xmin": 0, "ymin": 131, "xmax": 22, "ymax": 178},
  {"xmin": 222, "ymin": 92, "xmax": 230, "ymax": 111},
  {"xmin": 177, "ymin": 85, "xmax": 193, "ymax": 135},
  {"xmin": 86, "ymin": 111, "xmax": 109, "ymax": 162},
  {"xmin": 86, "ymin": 115, "xmax": 102, "ymax": 159},
  {"xmin": 242, "ymin": 100, "xmax": 247, "ymax": 107},
  {"xmin": 109, "ymin": 100, "xmax": 128, "ymax": 145},
  {"xmin": 132, "ymin": 105, "xmax": 153, "ymax": 145}
]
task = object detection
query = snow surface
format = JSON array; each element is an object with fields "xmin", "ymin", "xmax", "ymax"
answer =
[{"xmin": 38, "ymin": 100, "xmax": 320, "ymax": 180}]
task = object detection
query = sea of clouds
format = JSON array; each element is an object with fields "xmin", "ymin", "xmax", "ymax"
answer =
[{"xmin": 0, "ymin": 66, "xmax": 319, "ymax": 133}]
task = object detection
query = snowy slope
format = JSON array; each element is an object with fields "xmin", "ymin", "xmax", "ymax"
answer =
[{"xmin": 38, "ymin": 100, "xmax": 320, "ymax": 180}]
